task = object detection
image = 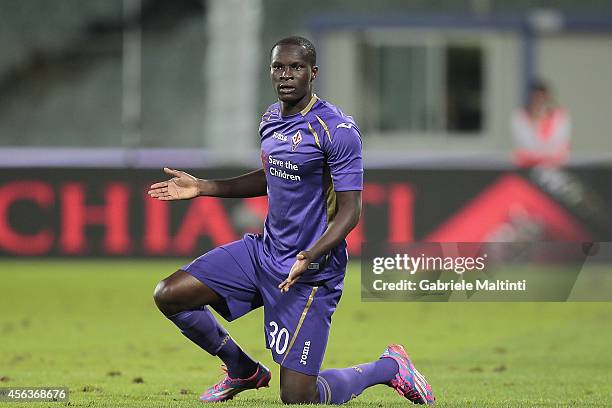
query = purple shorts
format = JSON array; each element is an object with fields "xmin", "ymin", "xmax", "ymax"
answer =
[{"xmin": 182, "ymin": 233, "xmax": 345, "ymax": 376}]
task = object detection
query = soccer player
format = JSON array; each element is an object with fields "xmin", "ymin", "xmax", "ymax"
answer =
[{"xmin": 148, "ymin": 36, "xmax": 434, "ymax": 405}]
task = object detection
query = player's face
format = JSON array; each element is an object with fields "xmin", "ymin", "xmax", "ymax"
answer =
[{"xmin": 270, "ymin": 45, "xmax": 318, "ymax": 105}]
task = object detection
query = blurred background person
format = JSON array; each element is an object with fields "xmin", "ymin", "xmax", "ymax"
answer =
[{"xmin": 511, "ymin": 79, "xmax": 571, "ymax": 168}]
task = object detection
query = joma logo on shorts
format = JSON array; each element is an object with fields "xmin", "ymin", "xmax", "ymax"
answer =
[{"xmin": 300, "ymin": 341, "xmax": 311, "ymax": 365}]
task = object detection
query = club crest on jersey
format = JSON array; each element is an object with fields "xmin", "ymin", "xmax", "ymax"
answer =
[{"xmin": 291, "ymin": 131, "xmax": 302, "ymax": 151}]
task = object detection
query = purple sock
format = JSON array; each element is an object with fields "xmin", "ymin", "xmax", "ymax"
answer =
[
  {"xmin": 217, "ymin": 336, "xmax": 258, "ymax": 379},
  {"xmin": 167, "ymin": 307, "xmax": 257, "ymax": 378},
  {"xmin": 317, "ymin": 358, "xmax": 398, "ymax": 404}
]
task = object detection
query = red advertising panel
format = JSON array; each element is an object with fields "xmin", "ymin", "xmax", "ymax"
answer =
[{"xmin": 0, "ymin": 167, "xmax": 610, "ymax": 257}]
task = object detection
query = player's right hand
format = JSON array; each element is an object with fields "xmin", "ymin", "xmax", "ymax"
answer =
[{"xmin": 147, "ymin": 167, "xmax": 200, "ymax": 200}]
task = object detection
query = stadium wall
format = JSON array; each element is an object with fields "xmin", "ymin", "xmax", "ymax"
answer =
[{"xmin": 311, "ymin": 14, "xmax": 612, "ymax": 155}]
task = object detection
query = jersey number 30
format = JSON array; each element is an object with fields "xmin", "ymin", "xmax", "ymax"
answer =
[{"xmin": 268, "ymin": 321, "xmax": 289, "ymax": 355}]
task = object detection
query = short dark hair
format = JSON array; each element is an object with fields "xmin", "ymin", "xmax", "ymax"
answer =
[
  {"xmin": 270, "ymin": 36, "xmax": 317, "ymax": 66},
  {"xmin": 529, "ymin": 79, "xmax": 549, "ymax": 94}
]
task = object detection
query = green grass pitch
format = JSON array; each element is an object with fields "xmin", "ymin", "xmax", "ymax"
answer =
[{"xmin": 1, "ymin": 260, "xmax": 611, "ymax": 407}]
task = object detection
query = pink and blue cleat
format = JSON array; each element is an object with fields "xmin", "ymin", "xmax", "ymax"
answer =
[
  {"xmin": 381, "ymin": 344, "xmax": 435, "ymax": 405},
  {"xmin": 199, "ymin": 363, "xmax": 271, "ymax": 402}
]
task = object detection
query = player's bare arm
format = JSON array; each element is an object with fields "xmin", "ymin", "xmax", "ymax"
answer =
[
  {"xmin": 148, "ymin": 167, "xmax": 267, "ymax": 200},
  {"xmin": 278, "ymin": 190, "xmax": 362, "ymax": 293}
]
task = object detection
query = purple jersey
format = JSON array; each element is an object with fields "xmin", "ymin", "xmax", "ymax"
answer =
[{"xmin": 259, "ymin": 95, "xmax": 363, "ymax": 282}]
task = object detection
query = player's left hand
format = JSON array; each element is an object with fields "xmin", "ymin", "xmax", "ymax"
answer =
[{"xmin": 279, "ymin": 251, "xmax": 311, "ymax": 293}]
